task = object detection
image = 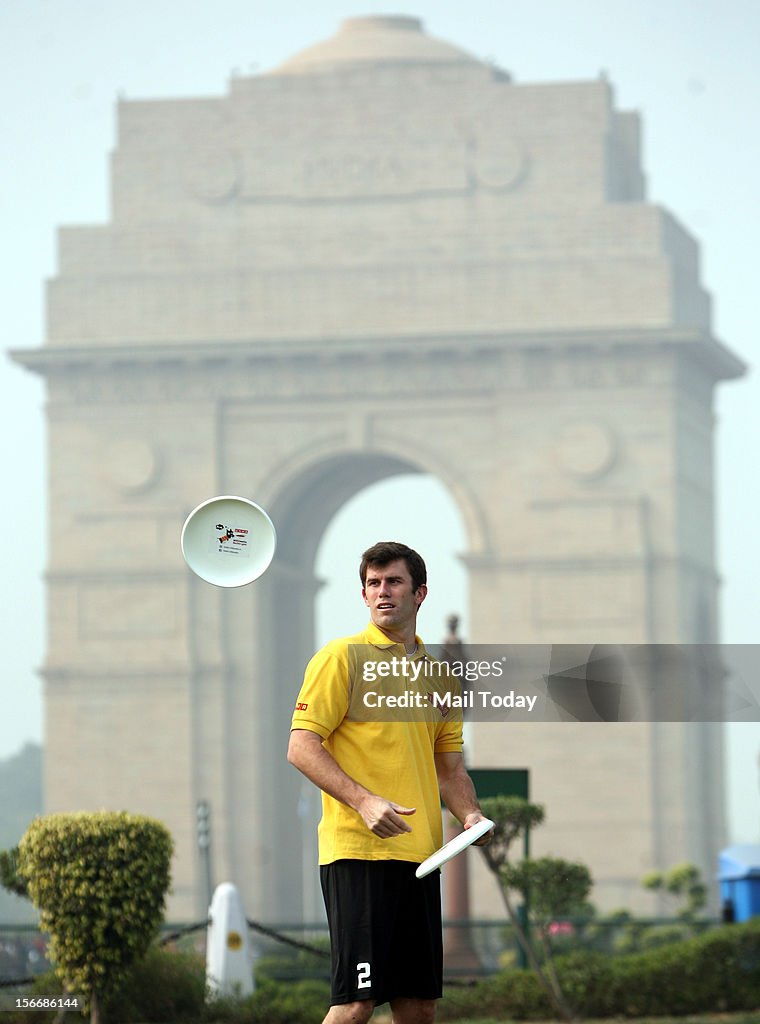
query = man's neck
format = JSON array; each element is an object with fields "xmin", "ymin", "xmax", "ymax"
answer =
[{"xmin": 374, "ymin": 622, "xmax": 418, "ymax": 654}]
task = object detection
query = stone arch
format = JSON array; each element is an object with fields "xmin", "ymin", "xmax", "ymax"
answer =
[
  {"xmin": 264, "ymin": 439, "xmax": 490, "ymax": 572},
  {"xmin": 15, "ymin": 12, "xmax": 744, "ymax": 922}
]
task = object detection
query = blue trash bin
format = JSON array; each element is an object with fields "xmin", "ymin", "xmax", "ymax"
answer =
[{"xmin": 718, "ymin": 844, "xmax": 760, "ymax": 923}]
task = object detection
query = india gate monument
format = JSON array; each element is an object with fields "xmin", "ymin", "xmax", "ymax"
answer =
[{"xmin": 13, "ymin": 15, "xmax": 744, "ymax": 922}]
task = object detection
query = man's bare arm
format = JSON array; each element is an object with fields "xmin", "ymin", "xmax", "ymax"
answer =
[
  {"xmin": 434, "ymin": 750, "xmax": 493, "ymax": 845},
  {"xmin": 287, "ymin": 728, "xmax": 416, "ymax": 838}
]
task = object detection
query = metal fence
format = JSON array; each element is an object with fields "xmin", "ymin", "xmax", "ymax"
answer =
[{"xmin": 0, "ymin": 915, "xmax": 723, "ymax": 989}]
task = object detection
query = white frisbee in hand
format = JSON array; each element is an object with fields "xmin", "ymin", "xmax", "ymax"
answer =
[
  {"xmin": 181, "ymin": 495, "xmax": 276, "ymax": 588},
  {"xmin": 415, "ymin": 817, "xmax": 494, "ymax": 879}
]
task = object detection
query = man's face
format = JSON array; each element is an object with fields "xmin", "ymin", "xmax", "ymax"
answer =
[{"xmin": 362, "ymin": 558, "xmax": 427, "ymax": 636}]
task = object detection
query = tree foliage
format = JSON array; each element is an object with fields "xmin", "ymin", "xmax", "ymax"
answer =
[
  {"xmin": 502, "ymin": 856, "xmax": 592, "ymax": 924},
  {"xmin": 479, "ymin": 795, "xmax": 592, "ymax": 1021},
  {"xmin": 0, "ymin": 845, "xmax": 28, "ymax": 898},
  {"xmin": 642, "ymin": 861, "xmax": 708, "ymax": 921},
  {"xmin": 18, "ymin": 810, "xmax": 173, "ymax": 1024},
  {"xmin": 478, "ymin": 795, "xmax": 545, "ymax": 874}
]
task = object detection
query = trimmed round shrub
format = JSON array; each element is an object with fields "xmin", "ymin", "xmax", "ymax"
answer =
[{"xmin": 18, "ymin": 810, "xmax": 173, "ymax": 1022}]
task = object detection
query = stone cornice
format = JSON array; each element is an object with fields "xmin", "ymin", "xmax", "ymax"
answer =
[
  {"xmin": 9, "ymin": 325, "xmax": 746, "ymax": 382},
  {"xmin": 41, "ymin": 664, "xmax": 194, "ymax": 682},
  {"xmin": 45, "ymin": 568, "xmax": 188, "ymax": 584}
]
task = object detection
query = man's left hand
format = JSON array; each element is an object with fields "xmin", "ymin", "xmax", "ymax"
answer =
[{"xmin": 463, "ymin": 811, "xmax": 494, "ymax": 846}]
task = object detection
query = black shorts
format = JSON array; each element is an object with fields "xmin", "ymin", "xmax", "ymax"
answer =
[{"xmin": 320, "ymin": 859, "xmax": 442, "ymax": 1007}]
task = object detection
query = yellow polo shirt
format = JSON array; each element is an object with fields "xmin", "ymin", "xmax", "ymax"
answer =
[{"xmin": 291, "ymin": 622, "xmax": 463, "ymax": 865}]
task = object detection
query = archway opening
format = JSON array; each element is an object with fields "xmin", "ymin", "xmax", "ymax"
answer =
[{"xmin": 275, "ymin": 465, "xmax": 470, "ymax": 922}]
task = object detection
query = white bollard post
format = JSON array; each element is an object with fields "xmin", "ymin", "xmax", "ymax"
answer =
[{"xmin": 206, "ymin": 882, "xmax": 255, "ymax": 999}]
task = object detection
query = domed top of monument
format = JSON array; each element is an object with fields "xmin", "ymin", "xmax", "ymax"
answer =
[{"xmin": 270, "ymin": 15, "xmax": 482, "ymax": 75}]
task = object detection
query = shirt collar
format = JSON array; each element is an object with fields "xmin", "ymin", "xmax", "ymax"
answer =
[{"xmin": 364, "ymin": 621, "xmax": 427, "ymax": 657}]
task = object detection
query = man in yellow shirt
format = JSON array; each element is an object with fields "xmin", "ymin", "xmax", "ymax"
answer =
[{"xmin": 288, "ymin": 541, "xmax": 491, "ymax": 1024}]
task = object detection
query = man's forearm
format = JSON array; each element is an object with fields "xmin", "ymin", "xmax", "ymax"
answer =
[
  {"xmin": 440, "ymin": 773, "xmax": 481, "ymax": 823},
  {"xmin": 435, "ymin": 753, "xmax": 482, "ymax": 824}
]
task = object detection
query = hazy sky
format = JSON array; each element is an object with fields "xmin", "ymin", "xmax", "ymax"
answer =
[{"xmin": 1, "ymin": 0, "xmax": 758, "ymax": 844}]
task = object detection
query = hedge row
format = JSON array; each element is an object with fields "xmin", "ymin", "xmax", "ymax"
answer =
[
  {"xmin": 16, "ymin": 948, "xmax": 329, "ymax": 1024},
  {"xmin": 438, "ymin": 917, "xmax": 760, "ymax": 1020},
  {"xmin": 12, "ymin": 918, "xmax": 760, "ymax": 1023}
]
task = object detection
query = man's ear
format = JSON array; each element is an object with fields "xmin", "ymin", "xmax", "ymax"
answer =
[
  {"xmin": 415, "ymin": 584, "xmax": 428, "ymax": 608},
  {"xmin": 362, "ymin": 588, "xmax": 369, "ymax": 607}
]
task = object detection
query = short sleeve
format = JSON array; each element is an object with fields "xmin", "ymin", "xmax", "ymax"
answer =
[
  {"xmin": 290, "ymin": 645, "xmax": 349, "ymax": 740},
  {"xmin": 434, "ymin": 714, "xmax": 464, "ymax": 753}
]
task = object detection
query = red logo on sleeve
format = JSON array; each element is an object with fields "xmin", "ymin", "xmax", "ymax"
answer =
[{"xmin": 295, "ymin": 702, "xmax": 309, "ymax": 712}]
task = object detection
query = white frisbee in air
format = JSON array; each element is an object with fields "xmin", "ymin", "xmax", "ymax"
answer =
[
  {"xmin": 181, "ymin": 495, "xmax": 277, "ymax": 588},
  {"xmin": 415, "ymin": 818, "xmax": 494, "ymax": 879}
]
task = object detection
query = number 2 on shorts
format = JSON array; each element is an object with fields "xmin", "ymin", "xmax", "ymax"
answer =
[{"xmin": 356, "ymin": 961, "xmax": 371, "ymax": 989}]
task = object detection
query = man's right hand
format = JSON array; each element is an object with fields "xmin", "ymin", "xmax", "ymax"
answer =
[{"xmin": 357, "ymin": 794, "xmax": 416, "ymax": 838}]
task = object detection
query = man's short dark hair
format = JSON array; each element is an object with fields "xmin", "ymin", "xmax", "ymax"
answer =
[{"xmin": 360, "ymin": 542, "xmax": 427, "ymax": 592}]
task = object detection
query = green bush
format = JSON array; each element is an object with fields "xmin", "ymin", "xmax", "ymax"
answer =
[
  {"xmin": 0, "ymin": 846, "xmax": 29, "ymax": 898},
  {"xmin": 9, "ymin": 921, "xmax": 760, "ymax": 1023},
  {"xmin": 607, "ymin": 920, "xmax": 760, "ymax": 1017},
  {"xmin": 437, "ymin": 919, "xmax": 760, "ymax": 1020},
  {"xmin": 253, "ymin": 935, "xmax": 331, "ymax": 983},
  {"xmin": 104, "ymin": 948, "xmax": 330, "ymax": 1024},
  {"xmin": 104, "ymin": 946, "xmax": 206, "ymax": 1021},
  {"xmin": 6, "ymin": 950, "xmax": 205, "ymax": 1024},
  {"xmin": 437, "ymin": 970, "xmax": 550, "ymax": 1021},
  {"xmin": 552, "ymin": 950, "xmax": 616, "ymax": 1018},
  {"xmin": 18, "ymin": 810, "xmax": 173, "ymax": 1023},
  {"xmin": 8, "ymin": 954, "xmax": 329, "ymax": 1024},
  {"xmin": 204, "ymin": 978, "xmax": 330, "ymax": 1024}
]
